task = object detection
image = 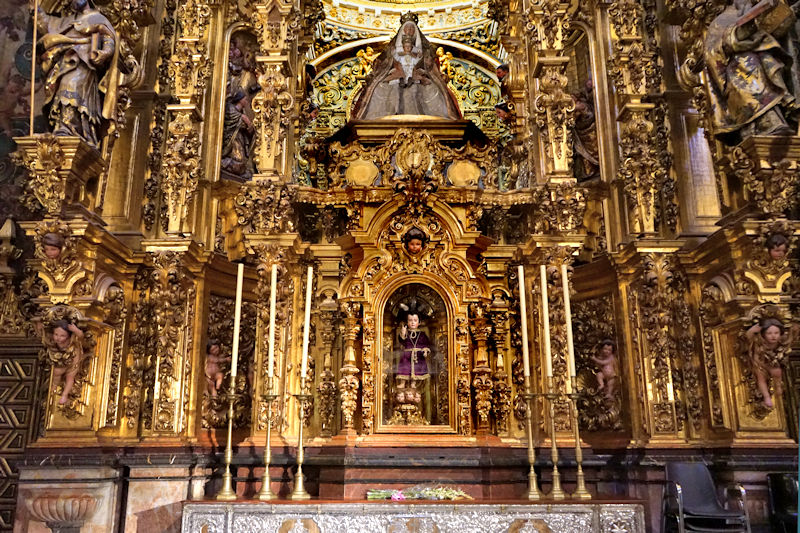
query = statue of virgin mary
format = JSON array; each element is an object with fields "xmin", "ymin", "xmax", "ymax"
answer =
[{"xmin": 350, "ymin": 13, "xmax": 462, "ymax": 121}]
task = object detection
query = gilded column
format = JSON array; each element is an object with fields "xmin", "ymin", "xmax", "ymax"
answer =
[
  {"xmin": 525, "ymin": 0, "xmax": 575, "ymax": 181},
  {"xmin": 471, "ymin": 302, "xmax": 493, "ymax": 435},
  {"xmin": 161, "ymin": 0, "xmax": 212, "ymax": 234},
  {"xmin": 607, "ymin": 0, "xmax": 674, "ymax": 234},
  {"xmin": 338, "ymin": 302, "xmax": 361, "ymax": 434},
  {"xmin": 491, "ymin": 304, "xmax": 512, "ymax": 435}
]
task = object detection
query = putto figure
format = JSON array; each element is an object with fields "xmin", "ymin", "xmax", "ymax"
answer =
[
  {"xmin": 350, "ymin": 13, "xmax": 461, "ymax": 120},
  {"xmin": 746, "ymin": 318, "xmax": 791, "ymax": 408},
  {"xmin": 590, "ymin": 339, "xmax": 618, "ymax": 399},
  {"xmin": 205, "ymin": 340, "xmax": 231, "ymax": 398},
  {"xmin": 44, "ymin": 319, "xmax": 86, "ymax": 405},
  {"xmin": 37, "ymin": 0, "xmax": 117, "ymax": 148}
]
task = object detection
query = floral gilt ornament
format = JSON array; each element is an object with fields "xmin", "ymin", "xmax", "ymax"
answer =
[{"xmin": 367, "ymin": 485, "xmax": 473, "ymax": 501}]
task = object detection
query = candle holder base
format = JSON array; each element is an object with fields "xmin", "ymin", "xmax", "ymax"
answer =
[
  {"xmin": 215, "ymin": 391, "xmax": 238, "ymax": 501},
  {"xmin": 526, "ymin": 467, "xmax": 541, "ymax": 500},
  {"xmin": 256, "ymin": 392, "xmax": 278, "ymax": 501},
  {"xmin": 549, "ymin": 469, "xmax": 566, "ymax": 501},
  {"xmin": 215, "ymin": 473, "xmax": 237, "ymax": 501},
  {"xmin": 290, "ymin": 465, "xmax": 311, "ymax": 500}
]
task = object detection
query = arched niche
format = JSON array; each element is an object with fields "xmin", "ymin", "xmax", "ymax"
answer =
[
  {"xmin": 339, "ymin": 199, "xmax": 490, "ymax": 435},
  {"xmin": 380, "ymin": 282, "xmax": 451, "ymax": 429}
]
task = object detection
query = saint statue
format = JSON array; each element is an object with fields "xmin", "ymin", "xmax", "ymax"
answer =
[
  {"xmin": 703, "ymin": 0, "xmax": 799, "ymax": 143},
  {"xmin": 350, "ymin": 13, "xmax": 462, "ymax": 120},
  {"xmin": 37, "ymin": 0, "xmax": 117, "ymax": 149},
  {"xmin": 572, "ymin": 79, "xmax": 600, "ymax": 181},
  {"xmin": 388, "ymin": 296, "xmax": 437, "ymax": 425},
  {"xmin": 221, "ymin": 89, "xmax": 256, "ymax": 179}
]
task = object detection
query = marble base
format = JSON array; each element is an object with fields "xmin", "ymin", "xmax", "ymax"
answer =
[{"xmin": 181, "ymin": 501, "xmax": 645, "ymax": 533}]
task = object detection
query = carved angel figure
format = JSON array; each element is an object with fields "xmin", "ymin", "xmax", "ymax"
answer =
[
  {"xmin": 205, "ymin": 339, "xmax": 231, "ymax": 398},
  {"xmin": 590, "ymin": 339, "xmax": 618, "ymax": 400},
  {"xmin": 44, "ymin": 319, "xmax": 86, "ymax": 405},
  {"xmin": 37, "ymin": 0, "xmax": 117, "ymax": 148},
  {"xmin": 746, "ymin": 318, "xmax": 791, "ymax": 408}
]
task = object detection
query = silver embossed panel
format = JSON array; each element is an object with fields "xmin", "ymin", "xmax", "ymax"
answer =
[{"xmin": 182, "ymin": 502, "xmax": 644, "ymax": 533}]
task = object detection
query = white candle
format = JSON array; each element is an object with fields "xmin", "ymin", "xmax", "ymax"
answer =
[
  {"xmin": 230, "ymin": 262, "xmax": 244, "ymax": 378},
  {"xmin": 518, "ymin": 265, "xmax": 531, "ymax": 378},
  {"xmin": 267, "ymin": 263, "xmax": 277, "ymax": 379},
  {"xmin": 300, "ymin": 265, "xmax": 313, "ymax": 379},
  {"xmin": 540, "ymin": 265, "xmax": 553, "ymax": 378},
  {"xmin": 561, "ymin": 263, "xmax": 576, "ymax": 386}
]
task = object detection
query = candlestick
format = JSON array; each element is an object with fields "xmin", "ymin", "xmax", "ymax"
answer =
[
  {"xmin": 267, "ymin": 263, "xmax": 277, "ymax": 378},
  {"xmin": 256, "ymin": 377, "xmax": 278, "ymax": 500},
  {"xmin": 300, "ymin": 265, "xmax": 312, "ymax": 379},
  {"xmin": 230, "ymin": 263, "xmax": 244, "ymax": 377},
  {"xmin": 561, "ymin": 263, "xmax": 575, "ymax": 394},
  {"xmin": 540, "ymin": 265, "xmax": 553, "ymax": 378},
  {"xmin": 30, "ymin": 0, "xmax": 39, "ymax": 136},
  {"xmin": 291, "ymin": 378, "xmax": 312, "ymax": 500},
  {"xmin": 569, "ymin": 376, "xmax": 591, "ymax": 499},
  {"xmin": 518, "ymin": 265, "xmax": 531, "ymax": 378},
  {"xmin": 546, "ymin": 376, "xmax": 565, "ymax": 500},
  {"xmin": 216, "ymin": 262, "xmax": 245, "ymax": 501}
]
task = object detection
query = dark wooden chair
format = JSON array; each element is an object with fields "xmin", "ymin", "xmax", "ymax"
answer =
[
  {"xmin": 767, "ymin": 473, "xmax": 798, "ymax": 533},
  {"xmin": 662, "ymin": 462, "xmax": 750, "ymax": 533}
]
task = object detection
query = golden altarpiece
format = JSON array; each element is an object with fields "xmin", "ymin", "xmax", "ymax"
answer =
[{"xmin": 0, "ymin": 0, "xmax": 798, "ymax": 529}]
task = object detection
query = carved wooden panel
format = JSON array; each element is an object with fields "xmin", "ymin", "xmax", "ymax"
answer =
[{"xmin": 0, "ymin": 342, "xmax": 41, "ymax": 532}]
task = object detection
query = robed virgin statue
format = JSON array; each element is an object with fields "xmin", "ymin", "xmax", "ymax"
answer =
[{"xmin": 350, "ymin": 13, "xmax": 462, "ymax": 121}]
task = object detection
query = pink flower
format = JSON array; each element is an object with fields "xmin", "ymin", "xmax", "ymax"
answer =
[{"xmin": 391, "ymin": 491, "xmax": 406, "ymax": 501}]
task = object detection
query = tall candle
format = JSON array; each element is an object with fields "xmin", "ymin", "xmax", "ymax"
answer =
[
  {"xmin": 540, "ymin": 265, "xmax": 553, "ymax": 378},
  {"xmin": 230, "ymin": 262, "xmax": 244, "ymax": 378},
  {"xmin": 518, "ymin": 265, "xmax": 531, "ymax": 378},
  {"xmin": 300, "ymin": 265, "xmax": 313, "ymax": 379},
  {"xmin": 267, "ymin": 263, "xmax": 277, "ymax": 378},
  {"xmin": 561, "ymin": 263, "xmax": 576, "ymax": 382}
]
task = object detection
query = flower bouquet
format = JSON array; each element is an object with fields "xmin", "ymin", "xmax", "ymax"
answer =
[{"xmin": 366, "ymin": 484, "xmax": 473, "ymax": 501}]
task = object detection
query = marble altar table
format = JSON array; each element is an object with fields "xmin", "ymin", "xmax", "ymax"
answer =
[{"xmin": 181, "ymin": 501, "xmax": 645, "ymax": 532}]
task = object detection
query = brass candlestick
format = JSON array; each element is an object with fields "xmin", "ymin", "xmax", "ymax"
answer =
[
  {"xmin": 290, "ymin": 380, "xmax": 312, "ymax": 500},
  {"xmin": 569, "ymin": 376, "xmax": 591, "ymax": 500},
  {"xmin": 215, "ymin": 389, "xmax": 238, "ymax": 501},
  {"xmin": 545, "ymin": 376, "xmax": 565, "ymax": 500},
  {"xmin": 521, "ymin": 387, "xmax": 540, "ymax": 500},
  {"xmin": 256, "ymin": 377, "xmax": 278, "ymax": 500}
]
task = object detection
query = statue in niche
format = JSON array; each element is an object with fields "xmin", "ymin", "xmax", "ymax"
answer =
[
  {"xmin": 396, "ymin": 305, "xmax": 431, "ymax": 404},
  {"xmin": 572, "ymin": 78, "xmax": 600, "ymax": 181},
  {"xmin": 37, "ymin": 0, "xmax": 117, "ymax": 149},
  {"xmin": 703, "ymin": 0, "xmax": 800, "ymax": 144},
  {"xmin": 221, "ymin": 32, "xmax": 259, "ymax": 179},
  {"xmin": 221, "ymin": 89, "xmax": 256, "ymax": 179},
  {"xmin": 350, "ymin": 13, "xmax": 462, "ymax": 120},
  {"xmin": 44, "ymin": 319, "xmax": 86, "ymax": 405},
  {"xmin": 384, "ymin": 283, "xmax": 449, "ymax": 426},
  {"xmin": 205, "ymin": 339, "xmax": 231, "ymax": 398},
  {"xmin": 590, "ymin": 339, "xmax": 618, "ymax": 400},
  {"xmin": 745, "ymin": 317, "xmax": 791, "ymax": 408}
]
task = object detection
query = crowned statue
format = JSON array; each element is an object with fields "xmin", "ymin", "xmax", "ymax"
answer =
[
  {"xmin": 350, "ymin": 13, "xmax": 462, "ymax": 121},
  {"xmin": 37, "ymin": 0, "xmax": 118, "ymax": 149}
]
